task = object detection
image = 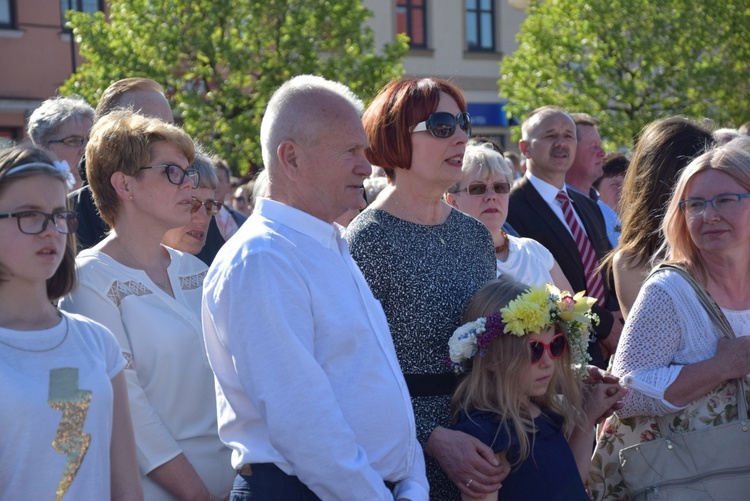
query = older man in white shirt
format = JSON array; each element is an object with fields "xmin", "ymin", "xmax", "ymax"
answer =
[{"xmin": 202, "ymin": 75, "xmax": 428, "ymax": 501}]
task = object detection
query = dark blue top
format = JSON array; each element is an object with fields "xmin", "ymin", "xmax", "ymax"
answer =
[{"xmin": 452, "ymin": 408, "xmax": 589, "ymax": 501}]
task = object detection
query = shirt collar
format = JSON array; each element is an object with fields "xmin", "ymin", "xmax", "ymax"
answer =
[
  {"xmin": 527, "ymin": 171, "xmax": 570, "ymax": 206},
  {"xmin": 255, "ymin": 198, "xmax": 341, "ymax": 249}
]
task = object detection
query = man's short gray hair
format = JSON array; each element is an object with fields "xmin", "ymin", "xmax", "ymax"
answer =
[
  {"xmin": 260, "ymin": 75, "xmax": 364, "ymax": 171},
  {"xmin": 27, "ymin": 95, "xmax": 95, "ymax": 145}
]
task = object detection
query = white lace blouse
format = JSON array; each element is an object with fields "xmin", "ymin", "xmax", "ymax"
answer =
[{"xmin": 612, "ymin": 269, "xmax": 750, "ymax": 418}]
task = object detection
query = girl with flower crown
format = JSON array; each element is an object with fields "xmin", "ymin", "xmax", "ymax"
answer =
[
  {"xmin": 448, "ymin": 277, "xmax": 626, "ymax": 501},
  {"xmin": 0, "ymin": 145, "xmax": 141, "ymax": 499}
]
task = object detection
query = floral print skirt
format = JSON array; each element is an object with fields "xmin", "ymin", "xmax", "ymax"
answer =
[{"xmin": 586, "ymin": 378, "xmax": 750, "ymax": 501}]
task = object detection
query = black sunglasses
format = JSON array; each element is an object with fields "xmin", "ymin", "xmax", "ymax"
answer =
[
  {"xmin": 412, "ymin": 112, "xmax": 472, "ymax": 139},
  {"xmin": 529, "ymin": 334, "xmax": 566, "ymax": 364}
]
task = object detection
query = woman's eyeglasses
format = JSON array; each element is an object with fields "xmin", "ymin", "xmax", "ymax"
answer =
[
  {"xmin": 412, "ymin": 112, "xmax": 472, "ymax": 139},
  {"xmin": 140, "ymin": 164, "xmax": 200, "ymax": 189},
  {"xmin": 190, "ymin": 197, "xmax": 220, "ymax": 216},
  {"xmin": 48, "ymin": 135, "xmax": 87, "ymax": 148},
  {"xmin": 456, "ymin": 182, "xmax": 511, "ymax": 196},
  {"xmin": 529, "ymin": 333, "xmax": 566, "ymax": 364},
  {"xmin": 678, "ymin": 193, "xmax": 750, "ymax": 216},
  {"xmin": 0, "ymin": 210, "xmax": 78, "ymax": 235}
]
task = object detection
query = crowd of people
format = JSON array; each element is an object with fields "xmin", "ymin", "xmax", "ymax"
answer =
[{"xmin": 1, "ymin": 72, "xmax": 749, "ymax": 501}]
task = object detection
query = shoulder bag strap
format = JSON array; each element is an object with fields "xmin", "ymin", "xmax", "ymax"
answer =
[{"xmin": 648, "ymin": 263, "xmax": 747, "ymax": 433}]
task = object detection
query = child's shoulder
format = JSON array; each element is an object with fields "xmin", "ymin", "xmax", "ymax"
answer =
[{"xmin": 451, "ymin": 409, "xmax": 516, "ymax": 453}]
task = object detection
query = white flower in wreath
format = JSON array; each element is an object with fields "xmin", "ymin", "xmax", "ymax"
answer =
[{"xmin": 448, "ymin": 318, "xmax": 485, "ymax": 364}]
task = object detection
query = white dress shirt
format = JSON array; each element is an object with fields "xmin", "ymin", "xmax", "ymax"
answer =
[
  {"xmin": 202, "ymin": 197, "xmax": 428, "ymax": 501},
  {"xmin": 527, "ymin": 172, "xmax": 589, "ymax": 237}
]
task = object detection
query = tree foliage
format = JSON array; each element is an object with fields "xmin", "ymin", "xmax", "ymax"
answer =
[
  {"xmin": 61, "ymin": 0, "xmax": 407, "ymax": 174},
  {"xmin": 499, "ymin": 0, "xmax": 750, "ymax": 148}
]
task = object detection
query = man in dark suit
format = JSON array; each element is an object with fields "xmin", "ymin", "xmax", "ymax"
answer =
[{"xmin": 506, "ymin": 106, "xmax": 622, "ymax": 368}]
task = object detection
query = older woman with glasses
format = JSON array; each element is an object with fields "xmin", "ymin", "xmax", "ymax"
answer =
[
  {"xmin": 446, "ymin": 141, "xmax": 572, "ymax": 291},
  {"xmin": 346, "ymin": 77, "xmax": 507, "ymax": 499},
  {"xmin": 27, "ymin": 95, "xmax": 95, "ymax": 191},
  {"xmin": 588, "ymin": 138, "xmax": 750, "ymax": 500},
  {"xmin": 60, "ymin": 110, "xmax": 234, "ymax": 500},
  {"xmin": 162, "ymin": 151, "xmax": 221, "ymax": 256}
]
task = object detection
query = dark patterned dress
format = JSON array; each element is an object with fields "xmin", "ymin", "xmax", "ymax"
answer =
[{"xmin": 347, "ymin": 208, "xmax": 496, "ymax": 499}]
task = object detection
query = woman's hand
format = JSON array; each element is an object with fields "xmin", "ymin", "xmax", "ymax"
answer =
[
  {"xmin": 581, "ymin": 381, "xmax": 628, "ymax": 428},
  {"xmin": 425, "ymin": 427, "xmax": 509, "ymax": 499},
  {"xmin": 584, "ymin": 366, "xmax": 626, "ymax": 423}
]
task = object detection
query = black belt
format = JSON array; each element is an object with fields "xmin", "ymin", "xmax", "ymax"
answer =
[
  {"xmin": 237, "ymin": 464, "xmax": 397, "ymax": 492},
  {"xmin": 403, "ymin": 373, "xmax": 459, "ymax": 397}
]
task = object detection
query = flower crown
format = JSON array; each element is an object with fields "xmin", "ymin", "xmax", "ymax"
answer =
[{"xmin": 447, "ymin": 284, "xmax": 598, "ymax": 378}]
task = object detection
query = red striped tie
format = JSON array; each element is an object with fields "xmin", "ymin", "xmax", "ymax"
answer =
[{"xmin": 555, "ymin": 190, "xmax": 606, "ymax": 304}]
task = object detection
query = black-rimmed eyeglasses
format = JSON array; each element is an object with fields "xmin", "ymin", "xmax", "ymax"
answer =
[
  {"xmin": 140, "ymin": 164, "xmax": 200, "ymax": 189},
  {"xmin": 0, "ymin": 210, "xmax": 78, "ymax": 235},
  {"xmin": 678, "ymin": 193, "xmax": 750, "ymax": 216},
  {"xmin": 412, "ymin": 112, "xmax": 472, "ymax": 139}
]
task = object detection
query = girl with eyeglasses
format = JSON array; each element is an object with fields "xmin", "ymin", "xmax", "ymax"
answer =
[
  {"xmin": 0, "ymin": 145, "xmax": 141, "ymax": 499},
  {"xmin": 446, "ymin": 141, "xmax": 573, "ymax": 292},
  {"xmin": 448, "ymin": 278, "xmax": 625, "ymax": 501},
  {"xmin": 59, "ymin": 111, "xmax": 234, "ymax": 500}
]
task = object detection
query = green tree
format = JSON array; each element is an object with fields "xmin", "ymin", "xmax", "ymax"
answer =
[
  {"xmin": 61, "ymin": 0, "xmax": 407, "ymax": 174},
  {"xmin": 499, "ymin": 0, "xmax": 750, "ymax": 148}
]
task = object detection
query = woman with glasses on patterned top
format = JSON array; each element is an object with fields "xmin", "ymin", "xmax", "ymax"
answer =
[
  {"xmin": 588, "ymin": 138, "xmax": 750, "ymax": 500},
  {"xmin": 27, "ymin": 95, "xmax": 95, "ymax": 191},
  {"xmin": 60, "ymin": 110, "xmax": 234, "ymax": 500},
  {"xmin": 347, "ymin": 77, "xmax": 508, "ymax": 500},
  {"xmin": 446, "ymin": 141, "xmax": 572, "ymax": 292}
]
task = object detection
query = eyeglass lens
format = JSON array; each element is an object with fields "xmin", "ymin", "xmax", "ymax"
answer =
[
  {"xmin": 164, "ymin": 164, "xmax": 199, "ymax": 187},
  {"xmin": 529, "ymin": 334, "xmax": 566, "ymax": 364},
  {"xmin": 466, "ymin": 182, "xmax": 511, "ymax": 196},
  {"xmin": 15, "ymin": 211, "xmax": 78, "ymax": 235},
  {"xmin": 50, "ymin": 136, "xmax": 87, "ymax": 147}
]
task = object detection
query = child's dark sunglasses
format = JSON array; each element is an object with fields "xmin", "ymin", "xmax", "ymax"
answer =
[
  {"xmin": 411, "ymin": 111, "xmax": 472, "ymax": 139},
  {"xmin": 529, "ymin": 333, "xmax": 566, "ymax": 364}
]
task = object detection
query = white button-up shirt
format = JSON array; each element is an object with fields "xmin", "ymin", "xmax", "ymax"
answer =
[{"xmin": 202, "ymin": 197, "xmax": 428, "ymax": 500}]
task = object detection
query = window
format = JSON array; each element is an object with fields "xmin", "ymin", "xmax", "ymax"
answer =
[
  {"xmin": 0, "ymin": 0, "xmax": 14, "ymax": 29},
  {"xmin": 396, "ymin": 0, "xmax": 427, "ymax": 49},
  {"xmin": 466, "ymin": 0, "xmax": 496, "ymax": 52},
  {"xmin": 60, "ymin": 0, "xmax": 102, "ymax": 28}
]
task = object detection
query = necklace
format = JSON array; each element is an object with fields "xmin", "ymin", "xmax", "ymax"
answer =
[
  {"xmin": 113, "ymin": 238, "xmax": 171, "ymax": 292},
  {"xmin": 495, "ymin": 229, "xmax": 509, "ymax": 254},
  {"xmin": 0, "ymin": 314, "xmax": 69, "ymax": 352}
]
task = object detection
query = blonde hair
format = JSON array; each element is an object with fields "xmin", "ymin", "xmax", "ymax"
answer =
[
  {"xmin": 662, "ymin": 138, "xmax": 750, "ymax": 284},
  {"xmin": 85, "ymin": 110, "xmax": 195, "ymax": 227},
  {"xmin": 450, "ymin": 277, "xmax": 584, "ymax": 466}
]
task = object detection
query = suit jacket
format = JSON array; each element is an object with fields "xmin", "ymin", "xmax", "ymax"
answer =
[
  {"xmin": 195, "ymin": 217, "xmax": 226, "ymax": 266},
  {"xmin": 507, "ymin": 177, "xmax": 619, "ymax": 368},
  {"xmin": 70, "ymin": 184, "xmax": 109, "ymax": 251}
]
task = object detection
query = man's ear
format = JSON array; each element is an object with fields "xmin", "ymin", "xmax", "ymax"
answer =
[
  {"xmin": 110, "ymin": 171, "xmax": 132, "ymax": 200},
  {"xmin": 519, "ymin": 139, "xmax": 530, "ymax": 159},
  {"xmin": 277, "ymin": 140, "xmax": 301, "ymax": 181}
]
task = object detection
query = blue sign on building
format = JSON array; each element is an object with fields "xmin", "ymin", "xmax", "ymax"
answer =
[{"xmin": 466, "ymin": 102, "xmax": 509, "ymax": 127}]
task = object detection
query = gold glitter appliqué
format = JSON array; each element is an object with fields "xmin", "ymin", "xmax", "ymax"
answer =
[{"xmin": 48, "ymin": 367, "xmax": 92, "ymax": 500}]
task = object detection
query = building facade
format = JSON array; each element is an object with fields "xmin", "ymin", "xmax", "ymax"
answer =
[
  {"xmin": 0, "ymin": 1, "xmax": 526, "ymax": 148},
  {"xmin": 364, "ymin": 0, "xmax": 527, "ymax": 148}
]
